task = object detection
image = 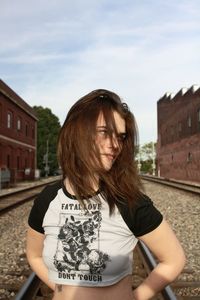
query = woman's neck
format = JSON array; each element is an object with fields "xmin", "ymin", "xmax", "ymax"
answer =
[{"xmin": 64, "ymin": 176, "xmax": 99, "ymax": 196}]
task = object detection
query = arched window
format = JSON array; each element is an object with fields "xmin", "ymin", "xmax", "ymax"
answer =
[
  {"xmin": 178, "ymin": 122, "xmax": 182, "ymax": 132},
  {"xmin": 0, "ymin": 103, "xmax": 2, "ymax": 127},
  {"xmin": 7, "ymin": 112, "xmax": 12, "ymax": 128},
  {"xmin": 187, "ymin": 152, "xmax": 192, "ymax": 163},
  {"xmin": 17, "ymin": 117, "xmax": 21, "ymax": 131},
  {"xmin": 198, "ymin": 108, "xmax": 200, "ymax": 122},
  {"xmin": 198, "ymin": 109, "xmax": 200, "ymax": 131},
  {"xmin": 17, "ymin": 156, "xmax": 20, "ymax": 169},
  {"xmin": 188, "ymin": 116, "xmax": 191, "ymax": 128},
  {"xmin": 25, "ymin": 123, "xmax": 28, "ymax": 136}
]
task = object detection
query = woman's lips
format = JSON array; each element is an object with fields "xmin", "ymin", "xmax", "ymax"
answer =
[{"xmin": 103, "ymin": 154, "xmax": 115, "ymax": 161}]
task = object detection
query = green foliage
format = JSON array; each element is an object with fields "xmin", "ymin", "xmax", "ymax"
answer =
[
  {"xmin": 136, "ymin": 142, "xmax": 156, "ymax": 174},
  {"xmin": 33, "ymin": 106, "xmax": 61, "ymax": 176},
  {"xmin": 141, "ymin": 160, "xmax": 153, "ymax": 174}
]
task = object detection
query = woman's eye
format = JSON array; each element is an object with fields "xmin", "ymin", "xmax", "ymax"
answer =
[
  {"xmin": 117, "ymin": 133, "xmax": 127, "ymax": 142},
  {"xmin": 97, "ymin": 129, "xmax": 127, "ymax": 142},
  {"xmin": 97, "ymin": 130, "xmax": 108, "ymax": 136}
]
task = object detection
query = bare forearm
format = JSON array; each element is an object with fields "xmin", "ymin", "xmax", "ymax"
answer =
[
  {"xmin": 28, "ymin": 257, "xmax": 55, "ymax": 291},
  {"xmin": 133, "ymin": 263, "xmax": 182, "ymax": 300}
]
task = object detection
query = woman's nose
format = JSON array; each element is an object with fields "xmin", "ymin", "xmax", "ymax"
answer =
[{"xmin": 107, "ymin": 133, "xmax": 119, "ymax": 149}]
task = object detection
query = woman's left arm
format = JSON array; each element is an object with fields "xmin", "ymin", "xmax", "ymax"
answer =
[{"xmin": 133, "ymin": 219, "xmax": 186, "ymax": 300}]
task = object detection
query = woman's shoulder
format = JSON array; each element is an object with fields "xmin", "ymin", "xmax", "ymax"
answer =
[
  {"xmin": 28, "ymin": 180, "xmax": 63, "ymax": 233},
  {"xmin": 37, "ymin": 179, "xmax": 62, "ymax": 199},
  {"xmin": 116, "ymin": 193, "xmax": 163, "ymax": 237}
]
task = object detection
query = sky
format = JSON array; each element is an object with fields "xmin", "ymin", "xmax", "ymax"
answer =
[{"xmin": 1, "ymin": 0, "xmax": 200, "ymax": 145}]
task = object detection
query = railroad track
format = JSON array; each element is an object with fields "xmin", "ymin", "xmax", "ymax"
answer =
[
  {"xmin": 140, "ymin": 174, "xmax": 200, "ymax": 195},
  {"xmin": 10, "ymin": 241, "xmax": 200, "ymax": 300},
  {"xmin": 0, "ymin": 176, "xmax": 61, "ymax": 215},
  {"xmin": 0, "ymin": 177, "xmax": 61, "ymax": 299},
  {"xmin": 141, "ymin": 175, "xmax": 200, "ymax": 299},
  {"xmin": 2, "ymin": 175, "xmax": 199, "ymax": 299},
  {"xmin": 136, "ymin": 244, "xmax": 200, "ymax": 300},
  {"xmin": 14, "ymin": 241, "xmax": 177, "ymax": 300}
]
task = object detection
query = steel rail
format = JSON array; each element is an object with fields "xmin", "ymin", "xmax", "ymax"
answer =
[
  {"xmin": 140, "ymin": 174, "xmax": 200, "ymax": 195},
  {"xmin": 12, "ymin": 175, "xmax": 178, "ymax": 300},
  {"xmin": 0, "ymin": 177, "xmax": 62, "ymax": 215},
  {"xmin": 14, "ymin": 272, "xmax": 41, "ymax": 300},
  {"xmin": 0, "ymin": 176, "xmax": 61, "ymax": 199},
  {"xmin": 138, "ymin": 241, "xmax": 177, "ymax": 300}
]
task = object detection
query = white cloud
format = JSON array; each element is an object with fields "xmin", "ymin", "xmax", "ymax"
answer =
[{"xmin": 1, "ymin": 0, "xmax": 200, "ymax": 144}]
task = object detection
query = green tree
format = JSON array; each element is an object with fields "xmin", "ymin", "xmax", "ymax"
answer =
[
  {"xmin": 136, "ymin": 142, "xmax": 156, "ymax": 174},
  {"xmin": 33, "ymin": 106, "xmax": 61, "ymax": 176}
]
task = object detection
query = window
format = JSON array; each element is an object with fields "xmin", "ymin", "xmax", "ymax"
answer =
[
  {"xmin": 188, "ymin": 116, "xmax": 192, "ymax": 128},
  {"xmin": 187, "ymin": 152, "xmax": 192, "ymax": 163},
  {"xmin": 17, "ymin": 156, "xmax": 20, "ymax": 169},
  {"xmin": 25, "ymin": 124, "xmax": 28, "ymax": 136},
  {"xmin": 32, "ymin": 126, "xmax": 34, "ymax": 139},
  {"xmin": 17, "ymin": 118, "xmax": 21, "ymax": 131},
  {"xmin": 198, "ymin": 109, "xmax": 200, "ymax": 131},
  {"xmin": 25, "ymin": 158, "xmax": 28, "ymax": 168},
  {"xmin": 7, "ymin": 155, "xmax": 10, "ymax": 168},
  {"xmin": 0, "ymin": 104, "xmax": 2, "ymax": 126},
  {"xmin": 178, "ymin": 122, "xmax": 182, "ymax": 132},
  {"xmin": 32, "ymin": 158, "xmax": 34, "ymax": 168},
  {"xmin": 198, "ymin": 109, "xmax": 200, "ymax": 122},
  {"xmin": 7, "ymin": 112, "xmax": 12, "ymax": 128}
]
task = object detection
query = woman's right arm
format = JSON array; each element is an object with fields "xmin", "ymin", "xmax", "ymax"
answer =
[{"xmin": 26, "ymin": 226, "xmax": 55, "ymax": 291}]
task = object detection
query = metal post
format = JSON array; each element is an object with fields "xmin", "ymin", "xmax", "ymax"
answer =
[
  {"xmin": 14, "ymin": 272, "xmax": 41, "ymax": 300},
  {"xmin": 152, "ymin": 142, "xmax": 156, "ymax": 176},
  {"xmin": 138, "ymin": 146, "xmax": 141, "ymax": 173},
  {"xmin": 45, "ymin": 139, "xmax": 49, "ymax": 177}
]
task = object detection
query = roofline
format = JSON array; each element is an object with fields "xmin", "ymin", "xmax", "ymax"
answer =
[
  {"xmin": 158, "ymin": 84, "xmax": 200, "ymax": 102},
  {"xmin": 0, "ymin": 80, "xmax": 38, "ymax": 121}
]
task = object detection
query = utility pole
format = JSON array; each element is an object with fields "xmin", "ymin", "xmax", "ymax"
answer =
[
  {"xmin": 44, "ymin": 139, "xmax": 49, "ymax": 177},
  {"xmin": 152, "ymin": 142, "xmax": 156, "ymax": 176},
  {"xmin": 137, "ymin": 146, "xmax": 141, "ymax": 174},
  {"xmin": 0, "ymin": 168, "xmax": 1, "ymax": 191}
]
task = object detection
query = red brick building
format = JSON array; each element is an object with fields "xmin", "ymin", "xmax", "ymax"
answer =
[
  {"xmin": 0, "ymin": 79, "xmax": 37, "ymax": 183},
  {"xmin": 157, "ymin": 85, "xmax": 200, "ymax": 183}
]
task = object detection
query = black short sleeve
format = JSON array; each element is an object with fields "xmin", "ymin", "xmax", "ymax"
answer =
[
  {"xmin": 28, "ymin": 181, "xmax": 62, "ymax": 234},
  {"xmin": 117, "ymin": 193, "xmax": 163, "ymax": 237},
  {"xmin": 28, "ymin": 186, "xmax": 48, "ymax": 233}
]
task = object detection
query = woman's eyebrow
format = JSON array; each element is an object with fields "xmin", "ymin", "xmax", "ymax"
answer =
[
  {"xmin": 97, "ymin": 125, "xmax": 126, "ymax": 135},
  {"xmin": 97, "ymin": 125, "xmax": 107, "ymax": 129}
]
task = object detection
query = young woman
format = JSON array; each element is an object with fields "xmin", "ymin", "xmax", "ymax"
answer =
[{"xmin": 26, "ymin": 89, "xmax": 185, "ymax": 300}]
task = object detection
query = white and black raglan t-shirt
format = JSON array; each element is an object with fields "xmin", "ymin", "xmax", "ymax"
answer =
[{"xmin": 28, "ymin": 180, "xmax": 163, "ymax": 287}]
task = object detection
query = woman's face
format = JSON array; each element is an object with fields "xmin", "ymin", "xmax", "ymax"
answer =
[{"xmin": 95, "ymin": 111, "xmax": 126, "ymax": 171}]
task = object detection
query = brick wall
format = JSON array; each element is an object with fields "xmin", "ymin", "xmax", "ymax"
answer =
[
  {"xmin": 0, "ymin": 82, "xmax": 37, "ymax": 182},
  {"xmin": 157, "ymin": 86, "xmax": 200, "ymax": 183}
]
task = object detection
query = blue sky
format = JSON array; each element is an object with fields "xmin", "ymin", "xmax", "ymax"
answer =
[{"xmin": 1, "ymin": 0, "xmax": 200, "ymax": 144}]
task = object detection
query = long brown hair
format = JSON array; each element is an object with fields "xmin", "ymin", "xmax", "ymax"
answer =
[{"xmin": 57, "ymin": 89, "xmax": 143, "ymax": 213}]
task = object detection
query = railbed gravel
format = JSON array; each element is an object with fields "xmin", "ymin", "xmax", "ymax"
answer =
[
  {"xmin": 0, "ymin": 180, "xmax": 199, "ymax": 299},
  {"xmin": 0, "ymin": 202, "xmax": 32, "ymax": 300},
  {"xmin": 143, "ymin": 180, "xmax": 200, "ymax": 297}
]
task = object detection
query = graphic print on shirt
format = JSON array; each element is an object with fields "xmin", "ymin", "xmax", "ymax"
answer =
[{"xmin": 53, "ymin": 207, "xmax": 110, "ymax": 282}]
